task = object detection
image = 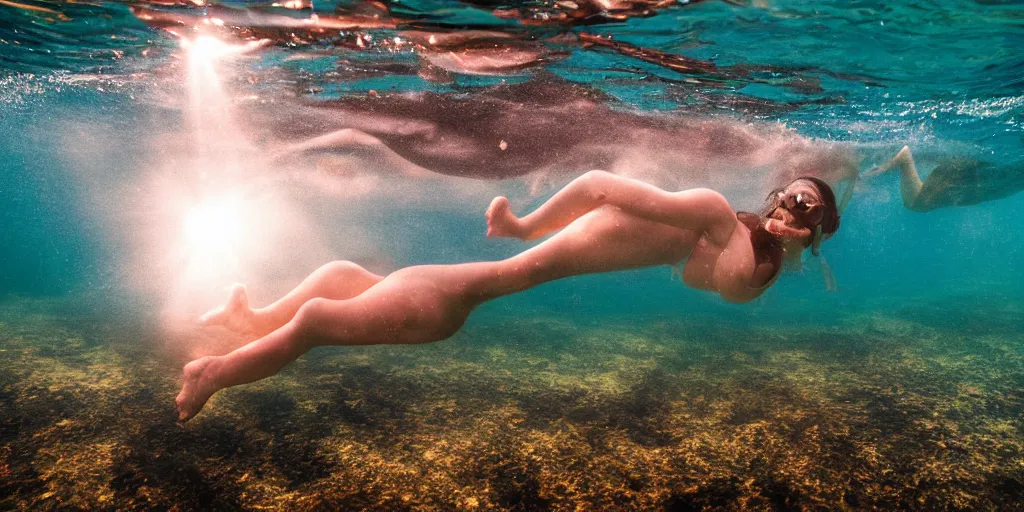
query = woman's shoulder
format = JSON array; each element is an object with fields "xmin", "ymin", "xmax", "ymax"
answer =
[{"xmin": 719, "ymin": 212, "xmax": 783, "ymax": 302}]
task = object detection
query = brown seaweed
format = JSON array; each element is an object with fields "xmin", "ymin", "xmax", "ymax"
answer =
[{"xmin": 1, "ymin": 295, "xmax": 1023, "ymax": 509}]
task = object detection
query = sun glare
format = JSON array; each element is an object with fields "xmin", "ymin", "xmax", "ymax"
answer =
[
  {"xmin": 183, "ymin": 195, "xmax": 245, "ymax": 251},
  {"xmin": 178, "ymin": 193, "xmax": 252, "ymax": 284},
  {"xmin": 185, "ymin": 35, "xmax": 232, "ymax": 66},
  {"xmin": 181, "ymin": 34, "xmax": 268, "ymax": 66}
]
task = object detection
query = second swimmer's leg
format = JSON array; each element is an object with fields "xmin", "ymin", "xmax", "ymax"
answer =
[
  {"xmin": 866, "ymin": 146, "xmax": 925, "ymax": 210},
  {"xmin": 200, "ymin": 261, "xmax": 383, "ymax": 336}
]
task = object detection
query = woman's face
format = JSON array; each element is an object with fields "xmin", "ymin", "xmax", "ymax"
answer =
[{"xmin": 764, "ymin": 180, "xmax": 824, "ymax": 246}]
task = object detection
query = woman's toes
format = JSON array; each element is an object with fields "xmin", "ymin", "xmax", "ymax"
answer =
[
  {"xmin": 486, "ymin": 196, "xmax": 509, "ymax": 219},
  {"xmin": 175, "ymin": 394, "xmax": 192, "ymax": 422},
  {"xmin": 228, "ymin": 283, "xmax": 249, "ymax": 310},
  {"xmin": 485, "ymin": 197, "xmax": 516, "ymax": 237},
  {"xmin": 176, "ymin": 357, "xmax": 217, "ymax": 422}
]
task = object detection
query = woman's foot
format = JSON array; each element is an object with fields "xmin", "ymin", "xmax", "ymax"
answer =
[
  {"xmin": 175, "ymin": 356, "xmax": 222, "ymax": 422},
  {"xmin": 485, "ymin": 196, "xmax": 524, "ymax": 238},
  {"xmin": 200, "ymin": 283, "xmax": 256, "ymax": 334}
]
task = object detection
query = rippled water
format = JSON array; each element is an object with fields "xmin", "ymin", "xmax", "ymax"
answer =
[
  {"xmin": 2, "ymin": 2, "xmax": 1020, "ymax": 112},
  {"xmin": 4, "ymin": 1, "xmax": 1021, "ymax": 147}
]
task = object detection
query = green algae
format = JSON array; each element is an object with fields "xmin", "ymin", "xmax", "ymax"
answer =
[{"xmin": 0, "ymin": 297, "xmax": 1022, "ymax": 510}]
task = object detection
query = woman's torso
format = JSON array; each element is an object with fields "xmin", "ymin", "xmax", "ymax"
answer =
[
  {"xmin": 511, "ymin": 206, "xmax": 766, "ymax": 301},
  {"xmin": 390, "ymin": 205, "xmax": 768, "ymax": 306}
]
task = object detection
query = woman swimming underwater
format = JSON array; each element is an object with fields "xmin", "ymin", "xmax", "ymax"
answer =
[
  {"xmin": 868, "ymin": 145, "xmax": 1024, "ymax": 212},
  {"xmin": 177, "ymin": 171, "xmax": 841, "ymax": 421}
]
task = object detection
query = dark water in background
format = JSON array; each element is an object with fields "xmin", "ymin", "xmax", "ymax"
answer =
[{"xmin": 1, "ymin": 0, "xmax": 1024, "ymax": 509}]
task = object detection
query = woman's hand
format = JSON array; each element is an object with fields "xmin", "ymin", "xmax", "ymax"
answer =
[{"xmin": 764, "ymin": 218, "xmax": 812, "ymax": 240}]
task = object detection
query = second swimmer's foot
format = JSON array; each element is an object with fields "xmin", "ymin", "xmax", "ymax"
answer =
[
  {"xmin": 199, "ymin": 283, "xmax": 256, "ymax": 334},
  {"xmin": 865, "ymin": 145, "xmax": 912, "ymax": 177},
  {"xmin": 485, "ymin": 196, "xmax": 522, "ymax": 238}
]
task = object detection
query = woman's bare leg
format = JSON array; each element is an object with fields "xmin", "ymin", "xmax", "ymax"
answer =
[
  {"xmin": 486, "ymin": 170, "xmax": 673, "ymax": 240},
  {"xmin": 486, "ymin": 171, "xmax": 611, "ymax": 240},
  {"xmin": 178, "ymin": 272, "xmax": 474, "ymax": 422},
  {"xmin": 200, "ymin": 261, "xmax": 383, "ymax": 337},
  {"xmin": 866, "ymin": 146, "xmax": 924, "ymax": 210},
  {"xmin": 181, "ymin": 185, "xmax": 703, "ymax": 421},
  {"xmin": 177, "ymin": 320, "xmax": 310, "ymax": 422}
]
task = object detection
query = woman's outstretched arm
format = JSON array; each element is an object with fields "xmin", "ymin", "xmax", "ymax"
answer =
[{"xmin": 487, "ymin": 170, "xmax": 736, "ymax": 245}]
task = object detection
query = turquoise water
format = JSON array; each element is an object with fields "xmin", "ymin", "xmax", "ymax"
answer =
[{"xmin": 2, "ymin": 0, "xmax": 1023, "ymax": 509}]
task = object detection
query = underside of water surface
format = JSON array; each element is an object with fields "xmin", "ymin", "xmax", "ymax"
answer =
[{"xmin": 1, "ymin": 0, "xmax": 1023, "ymax": 510}]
